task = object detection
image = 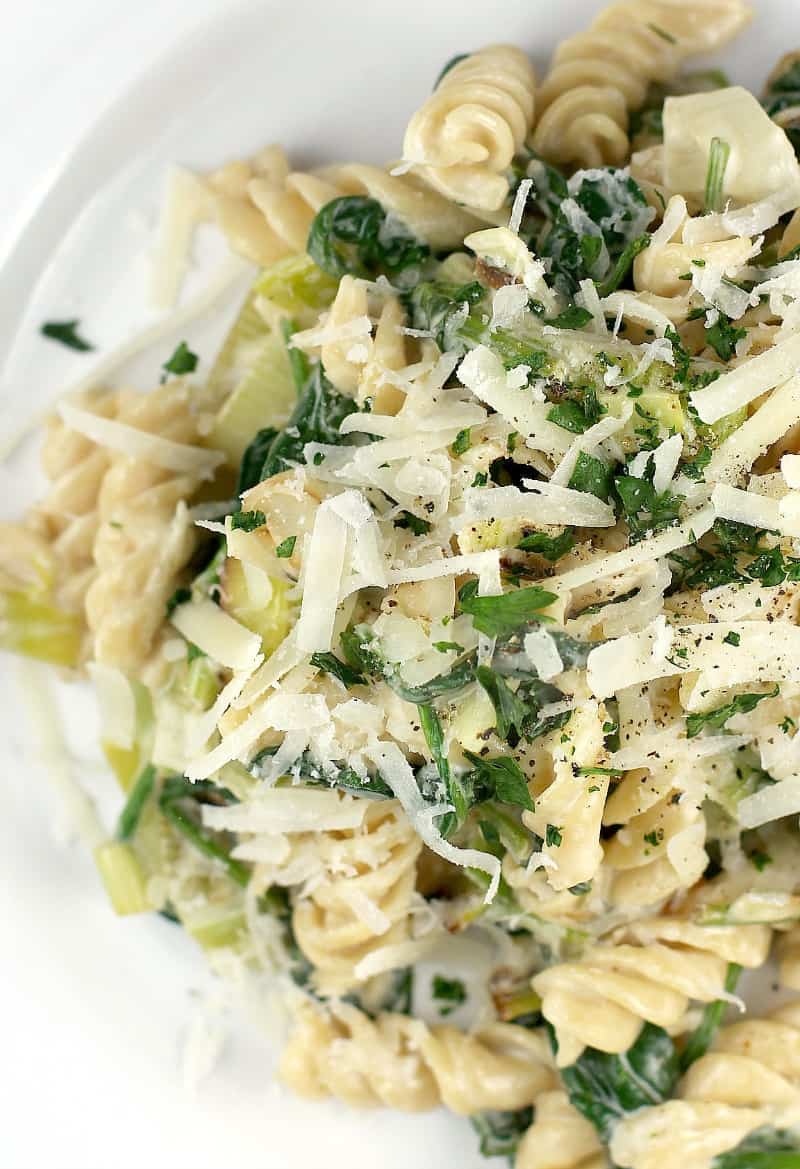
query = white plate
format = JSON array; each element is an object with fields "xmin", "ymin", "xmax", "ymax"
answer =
[{"xmin": 0, "ymin": 3, "xmax": 792, "ymax": 1167}]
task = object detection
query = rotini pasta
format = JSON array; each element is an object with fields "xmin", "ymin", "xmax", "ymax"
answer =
[
  {"xmin": 533, "ymin": 1, "xmax": 751, "ymax": 169},
  {"xmin": 14, "ymin": 7, "xmax": 800, "ymax": 1167},
  {"xmin": 290, "ymin": 801, "xmax": 421, "ymax": 994},
  {"xmin": 84, "ymin": 382, "xmax": 204, "ymax": 672},
  {"xmin": 205, "ymin": 144, "xmax": 488, "ymax": 267},
  {"xmin": 516, "ymin": 1091, "xmax": 607, "ymax": 1169},
  {"xmin": 28, "ymin": 389, "xmax": 118, "ymax": 619},
  {"xmin": 280, "ymin": 999, "xmax": 555, "ymax": 1114},
  {"xmin": 533, "ymin": 917, "xmax": 771, "ymax": 1067},
  {"xmin": 610, "ymin": 1002, "xmax": 800, "ymax": 1169},
  {"xmin": 403, "ymin": 44, "xmax": 537, "ymax": 211}
]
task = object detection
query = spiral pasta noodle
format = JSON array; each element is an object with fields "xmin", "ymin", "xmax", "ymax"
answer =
[
  {"xmin": 610, "ymin": 1001, "xmax": 800, "ymax": 1169},
  {"xmin": 532, "ymin": 916, "xmax": 771, "ymax": 1068},
  {"xmin": 280, "ymin": 999, "xmax": 555, "ymax": 1114},
  {"xmin": 533, "ymin": 1, "xmax": 752, "ymax": 169},
  {"xmin": 205, "ymin": 145, "xmax": 488, "ymax": 267},
  {"xmin": 402, "ymin": 44, "xmax": 537, "ymax": 212},
  {"xmin": 521, "ymin": 700, "xmax": 612, "ymax": 894},
  {"xmin": 601, "ymin": 763, "xmax": 706, "ymax": 909},
  {"xmin": 291, "ymin": 800, "xmax": 422, "ymax": 995},
  {"xmin": 28, "ymin": 389, "xmax": 118, "ymax": 618},
  {"xmin": 516, "ymin": 1091, "xmax": 607, "ymax": 1169},
  {"xmin": 84, "ymin": 381, "xmax": 204, "ymax": 673}
]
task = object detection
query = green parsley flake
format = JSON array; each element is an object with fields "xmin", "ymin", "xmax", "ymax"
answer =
[{"xmin": 275, "ymin": 535, "xmax": 297, "ymax": 558}]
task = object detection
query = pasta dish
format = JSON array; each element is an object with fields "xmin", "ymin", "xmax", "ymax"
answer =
[{"xmin": 9, "ymin": 1, "xmax": 800, "ymax": 1164}]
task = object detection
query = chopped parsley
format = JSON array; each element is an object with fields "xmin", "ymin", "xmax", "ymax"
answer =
[
  {"xmin": 275, "ymin": 535, "xmax": 297, "ymax": 558},
  {"xmin": 458, "ymin": 579, "xmax": 556, "ymax": 637},
  {"xmin": 686, "ymin": 685, "xmax": 779, "ymax": 738},
  {"xmin": 432, "ymin": 975, "xmax": 467, "ymax": 1016},
  {"xmin": 518, "ymin": 528, "xmax": 575, "ymax": 561},
  {"xmin": 40, "ymin": 318, "xmax": 94, "ymax": 351},
  {"xmin": 231, "ymin": 509, "xmax": 266, "ymax": 532},
  {"xmin": 462, "ymin": 750, "xmax": 533, "ymax": 811},
  {"xmin": 394, "ymin": 511, "xmax": 432, "ymax": 536},
  {"xmin": 705, "ymin": 312, "xmax": 746, "ymax": 362},
  {"xmin": 451, "ymin": 428, "xmax": 472, "ymax": 456},
  {"xmin": 568, "ymin": 451, "xmax": 614, "ymax": 502},
  {"xmin": 545, "ymin": 823, "xmax": 563, "ymax": 847},
  {"xmin": 161, "ymin": 340, "xmax": 199, "ymax": 380}
]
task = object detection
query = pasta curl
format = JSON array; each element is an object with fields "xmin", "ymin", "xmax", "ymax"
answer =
[
  {"xmin": 29, "ymin": 389, "xmax": 118, "ymax": 618},
  {"xmin": 280, "ymin": 999, "xmax": 555, "ymax": 1114},
  {"xmin": 206, "ymin": 145, "xmax": 487, "ymax": 266},
  {"xmin": 533, "ymin": 1, "xmax": 751, "ymax": 169},
  {"xmin": 84, "ymin": 382, "xmax": 203, "ymax": 672},
  {"xmin": 610, "ymin": 1002, "xmax": 800, "ymax": 1169},
  {"xmin": 403, "ymin": 45, "xmax": 537, "ymax": 211},
  {"xmin": 532, "ymin": 916, "xmax": 771, "ymax": 1067},
  {"xmin": 601, "ymin": 765, "xmax": 706, "ymax": 909},
  {"xmin": 516, "ymin": 1091, "xmax": 607, "ymax": 1169},
  {"xmin": 291, "ymin": 801, "xmax": 422, "ymax": 994}
]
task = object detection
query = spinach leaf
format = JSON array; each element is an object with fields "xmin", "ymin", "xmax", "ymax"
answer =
[
  {"xmin": 568, "ymin": 451, "xmax": 614, "ymax": 502},
  {"xmin": 712, "ymin": 1129, "xmax": 800, "ymax": 1168},
  {"xmin": 261, "ymin": 362, "xmax": 357, "ymax": 480},
  {"xmin": 419, "ymin": 703, "xmax": 469, "ymax": 834},
  {"xmin": 434, "ymin": 52, "xmax": 469, "ymax": 87},
  {"xmin": 237, "ymin": 428, "xmax": 279, "ymax": 493},
  {"xmin": 117, "ymin": 765, "xmax": 156, "ymax": 841},
  {"xmin": 40, "ymin": 318, "xmax": 94, "ymax": 351},
  {"xmin": 526, "ymin": 156, "xmax": 569, "ymax": 220},
  {"xmin": 686, "ymin": 686, "xmax": 779, "ymax": 738},
  {"xmin": 540, "ymin": 169, "xmax": 654, "ymax": 298},
  {"xmin": 526, "ymin": 708, "xmax": 571, "ymax": 740},
  {"xmin": 545, "ymin": 305, "xmax": 593, "ymax": 330},
  {"xmin": 310, "ymin": 651, "xmax": 366, "ymax": 687},
  {"xmin": 394, "ymin": 511, "xmax": 433, "ymax": 536},
  {"xmin": 561, "ymin": 1023, "xmax": 680, "ymax": 1143},
  {"xmin": 547, "ymin": 400, "xmax": 598, "ymax": 434},
  {"xmin": 763, "ymin": 56, "xmax": 800, "ymax": 156},
  {"xmin": 475, "ymin": 666, "xmax": 530, "ymax": 743},
  {"xmin": 463, "ymin": 750, "xmax": 533, "ymax": 810},
  {"xmin": 458, "ymin": 579, "xmax": 557, "ymax": 637},
  {"xmin": 597, "ymin": 234, "xmax": 650, "ymax": 296},
  {"xmin": 680, "ymin": 963, "xmax": 741, "ymax": 1071},
  {"xmin": 165, "ymin": 586, "xmax": 192, "ymax": 617},
  {"xmin": 432, "ymin": 974, "xmax": 467, "ymax": 1015},
  {"xmin": 705, "ymin": 312, "xmax": 747, "ymax": 362},
  {"xmin": 470, "ymin": 1107, "xmax": 533, "ymax": 1159},
  {"xmin": 258, "ymin": 884, "xmax": 315, "ymax": 989},
  {"xmin": 258, "ymin": 747, "xmax": 395, "ymax": 799},
  {"xmin": 340, "ymin": 627, "xmax": 384, "ymax": 676},
  {"xmin": 385, "ymin": 657, "xmax": 477, "ymax": 703},
  {"xmin": 307, "ymin": 195, "xmax": 429, "ymax": 279},
  {"xmin": 481, "ymin": 327, "xmax": 550, "ymax": 375},
  {"xmin": 406, "ymin": 279, "xmax": 485, "ymax": 349},
  {"xmin": 518, "ymin": 528, "xmax": 575, "ymax": 560},
  {"xmin": 159, "ymin": 776, "xmax": 251, "ymax": 888}
]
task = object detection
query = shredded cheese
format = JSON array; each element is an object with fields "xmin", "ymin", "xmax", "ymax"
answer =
[
  {"xmin": 170, "ymin": 598, "xmax": 261, "ymax": 670},
  {"xmin": 59, "ymin": 401, "xmax": 224, "ymax": 479},
  {"xmin": 690, "ymin": 333, "xmax": 800, "ymax": 425}
]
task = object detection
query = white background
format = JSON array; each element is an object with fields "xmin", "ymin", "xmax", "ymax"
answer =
[{"xmin": 1, "ymin": 0, "xmax": 224, "ymax": 265}]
